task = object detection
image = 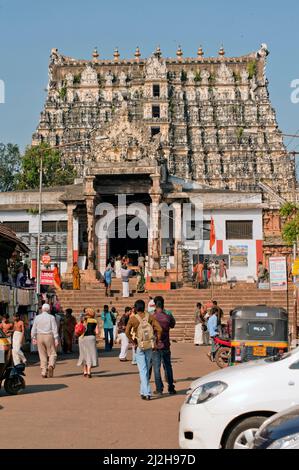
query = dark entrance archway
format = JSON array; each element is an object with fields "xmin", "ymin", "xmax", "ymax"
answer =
[{"xmin": 108, "ymin": 215, "xmax": 148, "ymax": 265}]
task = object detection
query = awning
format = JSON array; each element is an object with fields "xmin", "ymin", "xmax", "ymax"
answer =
[{"xmin": 0, "ymin": 224, "xmax": 30, "ymax": 253}]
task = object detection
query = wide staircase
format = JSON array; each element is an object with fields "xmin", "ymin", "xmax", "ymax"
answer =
[{"xmin": 57, "ymin": 279, "xmax": 296, "ymax": 342}]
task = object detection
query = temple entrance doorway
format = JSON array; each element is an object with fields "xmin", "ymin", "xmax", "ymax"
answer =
[{"xmin": 108, "ymin": 215, "xmax": 148, "ymax": 266}]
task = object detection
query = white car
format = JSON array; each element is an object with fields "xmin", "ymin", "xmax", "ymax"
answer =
[{"xmin": 179, "ymin": 347, "xmax": 299, "ymax": 449}]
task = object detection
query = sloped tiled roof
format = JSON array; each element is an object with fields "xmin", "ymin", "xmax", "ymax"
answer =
[{"xmin": 0, "ymin": 223, "xmax": 30, "ymax": 253}]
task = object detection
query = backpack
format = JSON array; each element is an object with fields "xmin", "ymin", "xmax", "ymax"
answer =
[
  {"xmin": 135, "ymin": 313, "xmax": 154, "ymax": 351},
  {"xmin": 110, "ymin": 312, "xmax": 116, "ymax": 326}
]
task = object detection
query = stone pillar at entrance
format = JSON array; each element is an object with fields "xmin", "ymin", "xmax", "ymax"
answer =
[
  {"xmin": 149, "ymin": 174, "xmax": 162, "ymax": 272},
  {"xmin": 86, "ymin": 197, "xmax": 96, "ymax": 270},
  {"xmin": 67, "ymin": 203, "xmax": 76, "ymax": 272},
  {"xmin": 173, "ymin": 202, "xmax": 182, "ymax": 283},
  {"xmin": 83, "ymin": 176, "xmax": 98, "ymax": 284}
]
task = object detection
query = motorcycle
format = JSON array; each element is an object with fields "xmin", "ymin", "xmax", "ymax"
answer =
[
  {"xmin": 0, "ymin": 330, "xmax": 26, "ymax": 395},
  {"xmin": 214, "ymin": 336, "xmax": 232, "ymax": 368},
  {"xmin": 0, "ymin": 363, "xmax": 26, "ymax": 395}
]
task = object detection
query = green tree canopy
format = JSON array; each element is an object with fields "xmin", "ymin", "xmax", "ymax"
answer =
[
  {"xmin": 16, "ymin": 143, "xmax": 77, "ymax": 190},
  {"xmin": 280, "ymin": 202, "xmax": 299, "ymax": 245},
  {"xmin": 0, "ymin": 143, "xmax": 21, "ymax": 191}
]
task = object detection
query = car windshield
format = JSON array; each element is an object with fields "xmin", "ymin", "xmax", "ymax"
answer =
[{"xmin": 264, "ymin": 347, "xmax": 299, "ymax": 363}]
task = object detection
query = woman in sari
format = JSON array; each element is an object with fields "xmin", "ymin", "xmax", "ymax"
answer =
[
  {"xmin": 220, "ymin": 259, "xmax": 227, "ymax": 283},
  {"xmin": 63, "ymin": 308, "xmax": 77, "ymax": 353},
  {"xmin": 72, "ymin": 262, "xmax": 80, "ymax": 290},
  {"xmin": 53, "ymin": 263, "xmax": 62, "ymax": 290},
  {"xmin": 136, "ymin": 268, "xmax": 145, "ymax": 293}
]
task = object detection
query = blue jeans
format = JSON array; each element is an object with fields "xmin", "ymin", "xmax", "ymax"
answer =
[
  {"xmin": 152, "ymin": 349, "xmax": 175, "ymax": 393},
  {"xmin": 135, "ymin": 347, "xmax": 152, "ymax": 396},
  {"xmin": 104, "ymin": 328, "xmax": 114, "ymax": 351},
  {"xmin": 131, "ymin": 346, "xmax": 137, "ymax": 364}
]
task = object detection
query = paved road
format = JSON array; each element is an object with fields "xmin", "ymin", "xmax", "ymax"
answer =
[{"xmin": 0, "ymin": 343, "xmax": 216, "ymax": 449}]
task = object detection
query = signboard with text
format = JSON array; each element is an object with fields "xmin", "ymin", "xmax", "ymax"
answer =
[
  {"xmin": 269, "ymin": 256, "xmax": 287, "ymax": 291},
  {"xmin": 229, "ymin": 245, "xmax": 248, "ymax": 267},
  {"xmin": 40, "ymin": 270, "xmax": 54, "ymax": 286}
]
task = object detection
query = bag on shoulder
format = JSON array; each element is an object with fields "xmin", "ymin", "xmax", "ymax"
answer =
[
  {"xmin": 135, "ymin": 313, "xmax": 154, "ymax": 351},
  {"xmin": 110, "ymin": 312, "xmax": 116, "ymax": 326},
  {"xmin": 75, "ymin": 322, "xmax": 85, "ymax": 337}
]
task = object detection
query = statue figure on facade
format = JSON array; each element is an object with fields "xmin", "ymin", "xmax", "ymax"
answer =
[
  {"xmin": 119, "ymin": 71, "xmax": 127, "ymax": 86},
  {"xmin": 105, "ymin": 71, "xmax": 113, "ymax": 86},
  {"xmin": 81, "ymin": 65, "xmax": 98, "ymax": 86},
  {"xmin": 216, "ymin": 63, "xmax": 234, "ymax": 84},
  {"xmin": 250, "ymin": 75, "xmax": 258, "ymax": 101},
  {"xmin": 50, "ymin": 48, "xmax": 64, "ymax": 65},
  {"xmin": 201, "ymin": 70, "xmax": 210, "ymax": 85},
  {"xmin": 65, "ymin": 73, "xmax": 74, "ymax": 87},
  {"xmin": 256, "ymin": 43, "xmax": 269, "ymax": 58},
  {"xmin": 145, "ymin": 55, "xmax": 167, "ymax": 79}
]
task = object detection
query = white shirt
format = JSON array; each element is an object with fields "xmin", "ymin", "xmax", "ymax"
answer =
[
  {"xmin": 148, "ymin": 300, "xmax": 155, "ymax": 313},
  {"xmin": 31, "ymin": 312, "xmax": 59, "ymax": 340}
]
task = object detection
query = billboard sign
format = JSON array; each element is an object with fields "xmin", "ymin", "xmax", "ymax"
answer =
[
  {"xmin": 40, "ymin": 270, "xmax": 54, "ymax": 286},
  {"xmin": 269, "ymin": 257, "xmax": 287, "ymax": 291}
]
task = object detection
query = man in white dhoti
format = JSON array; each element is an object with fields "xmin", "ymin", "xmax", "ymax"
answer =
[{"xmin": 121, "ymin": 265, "xmax": 130, "ymax": 297}]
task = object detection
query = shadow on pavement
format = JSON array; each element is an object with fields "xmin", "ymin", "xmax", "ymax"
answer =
[
  {"xmin": 153, "ymin": 388, "xmax": 189, "ymax": 399},
  {"xmin": 173, "ymin": 376, "xmax": 200, "ymax": 383},
  {"xmin": 97, "ymin": 349, "xmax": 122, "ymax": 357},
  {"xmin": 59, "ymin": 370, "xmax": 109, "ymax": 378},
  {"xmin": 95, "ymin": 371, "xmax": 139, "ymax": 378},
  {"xmin": 21, "ymin": 384, "xmax": 68, "ymax": 395}
]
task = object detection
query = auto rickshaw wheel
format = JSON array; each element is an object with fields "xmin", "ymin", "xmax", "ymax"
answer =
[
  {"xmin": 4, "ymin": 376, "xmax": 25, "ymax": 395},
  {"xmin": 215, "ymin": 347, "xmax": 231, "ymax": 368}
]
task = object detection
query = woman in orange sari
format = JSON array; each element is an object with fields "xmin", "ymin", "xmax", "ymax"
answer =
[
  {"xmin": 53, "ymin": 263, "xmax": 62, "ymax": 290},
  {"xmin": 72, "ymin": 262, "xmax": 80, "ymax": 290}
]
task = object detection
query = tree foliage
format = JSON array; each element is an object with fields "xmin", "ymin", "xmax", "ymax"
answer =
[
  {"xmin": 280, "ymin": 202, "xmax": 299, "ymax": 245},
  {"xmin": 0, "ymin": 143, "xmax": 21, "ymax": 191},
  {"xmin": 16, "ymin": 143, "xmax": 77, "ymax": 190}
]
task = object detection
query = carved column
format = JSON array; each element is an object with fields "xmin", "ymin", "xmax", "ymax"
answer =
[
  {"xmin": 86, "ymin": 196, "xmax": 96, "ymax": 270},
  {"xmin": 67, "ymin": 203, "xmax": 77, "ymax": 272},
  {"xmin": 84, "ymin": 176, "xmax": 96, "ymax": 271},
  {"xmin": 149, "ymin": 174, "xmax": 162, "ymax": 270},
  {"xmin": 173, "ymin": 202, "xmax": 182, "ymax": 281}
]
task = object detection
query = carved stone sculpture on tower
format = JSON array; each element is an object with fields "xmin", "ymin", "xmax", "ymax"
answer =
[{"xmin": 145, "ymin": 55, "xmax": 167, "ymax": 80}]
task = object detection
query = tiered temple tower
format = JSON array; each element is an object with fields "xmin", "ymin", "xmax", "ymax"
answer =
[
  {"xmin": 31, "ymin": 45, "xmax": 297, "ymax": 277},
  {"xmin": 33, "ymin": 44, "xmax": 296, "ymax": 200}
]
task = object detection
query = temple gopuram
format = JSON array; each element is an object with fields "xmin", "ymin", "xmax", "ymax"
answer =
[{"xmin": 0, "ymin": 44, "xmax": 296, "ymax": 285}]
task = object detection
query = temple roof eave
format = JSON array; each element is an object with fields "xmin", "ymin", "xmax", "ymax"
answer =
[{"xmin": 51, "ymin": 51, "xmax": 258, "ymax": 68}]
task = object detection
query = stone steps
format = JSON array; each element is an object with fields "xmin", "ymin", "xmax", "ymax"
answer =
[{"xmin": 57, "ymin": 285, "xmax": 296, "ymax": 342}]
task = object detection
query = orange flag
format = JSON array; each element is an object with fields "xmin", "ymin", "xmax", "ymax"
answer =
[{"xmin": 209, "ymin": 217, "xmax": 216, "ymax": 251}]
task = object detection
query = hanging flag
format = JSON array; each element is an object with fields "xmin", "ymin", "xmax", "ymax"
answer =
[{"xmin": 209, "ymin": 217, "xmax": 216, "ymax": 251}]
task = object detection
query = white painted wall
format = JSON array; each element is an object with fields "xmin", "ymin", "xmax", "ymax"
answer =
[
  {"xmin": 0, "ymin": 210, "xmax": 68, "ymax": 273},
  {"xmin": 183, "ymin": 209, "xmax": 263, "ymax": 281},
  {"xmin": 0, "ymin": 209, "xmax": 67, "ymax": 232}
]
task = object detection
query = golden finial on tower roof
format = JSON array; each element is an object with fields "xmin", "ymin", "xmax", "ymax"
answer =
[
  {"xmin": 135, "ymin": 46, "xmax": 141, "ymax": 59},
  {"xmin": 218, "ymin": 45, "xmax": 225, "ymax": 56},
  {"xmin": 92, "ymin": 47, "xmax": 99, "ymax": 61},
  {"xmin": 176, "ymin": 45, "xmax": 183, "ymax": 59},
  {"xmin": 197, "ymin": 45, "xmax": 204, "ymax": 57},
  {"xmin": 113, "ymin": 47, "xmax": 120, "ymax": 61}
]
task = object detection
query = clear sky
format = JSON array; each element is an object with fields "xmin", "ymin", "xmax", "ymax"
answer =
[{"xmin": 0, "ymin": 0, "xmax": 299, "ymax": 154}]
